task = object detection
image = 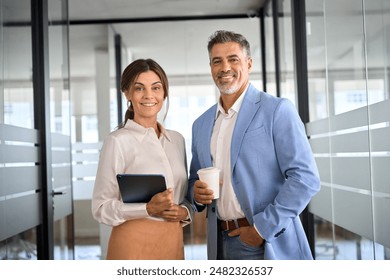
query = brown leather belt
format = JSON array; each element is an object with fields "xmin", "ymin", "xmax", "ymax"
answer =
[{"xmin": 219, "ymin": 217, "xmax": 250, "ymax": 231}]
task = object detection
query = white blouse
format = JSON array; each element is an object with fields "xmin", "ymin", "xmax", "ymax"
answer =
[{"xmin": 92, "ymin": 120, "xmax": 189, "ymax": 226}]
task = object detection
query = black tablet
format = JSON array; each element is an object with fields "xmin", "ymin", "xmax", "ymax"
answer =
[{"xmin": 116, "ymin": 174, "xmax": 167, "ymax": 203}]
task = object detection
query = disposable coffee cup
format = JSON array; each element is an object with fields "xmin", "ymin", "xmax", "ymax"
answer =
[{"xmin": 197, "ymin": 167, "xmax": 220, "ymax": 199}]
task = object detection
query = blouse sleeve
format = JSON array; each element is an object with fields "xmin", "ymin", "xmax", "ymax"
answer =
[{"xmin": 91, "ymin": 134, "xmax": 149, "ymax": 227}]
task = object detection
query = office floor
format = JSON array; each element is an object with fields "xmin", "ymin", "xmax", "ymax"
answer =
[
  {"xmin": 4, "ymin": 218, "xmax": 381, "ymax": 260},
  {"xmin": 74, "ymin": 238, "xmax": 381, "ymax": 260},
  {"xmin": 3, "ymin": 236, "xmax": 377, "ymax": 260},
  {"xmin": 74, "ymin": 237, "xmax": 338, "ymax": 260}
]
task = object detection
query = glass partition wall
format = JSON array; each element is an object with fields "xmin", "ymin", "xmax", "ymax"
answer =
[
  {"xmin": 0, "ymin": 0, "xmax": 38, "ymax": 260},
  {"xmin": 0, "ymin": 0, "xmax": 73, "ymax": 259},
  {"xmin": 260, "ymin": 0, "xmax": 389, "ymax": 259},
  {"xmin": 306, "ymin": 0, "xmax": 390, "ymax": 259}
]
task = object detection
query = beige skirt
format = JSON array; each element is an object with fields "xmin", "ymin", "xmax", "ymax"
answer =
[{"xmin": 106, "ymin": 218, "xmax": 184, "ymax": 260}]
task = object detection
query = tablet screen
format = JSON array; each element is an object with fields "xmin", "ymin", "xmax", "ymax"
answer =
[{"xmin": 116, "ymin": 174, "xmax": 166, "ymax": 203}]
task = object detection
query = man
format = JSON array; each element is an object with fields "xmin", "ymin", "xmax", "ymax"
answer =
[{"xmin": 188, "ymin": 30, "xmax": 320, "ymax": 260}]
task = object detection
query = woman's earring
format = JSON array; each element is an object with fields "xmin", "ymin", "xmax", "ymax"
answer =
[{"xmin": 127, "ymin": 100, "xmax": 131, "ymax": 108}]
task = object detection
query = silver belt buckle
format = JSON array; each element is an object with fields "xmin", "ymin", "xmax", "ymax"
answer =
[{"xmin": 225, "ymin": 220, "xmax": 230, "ymax": 230}]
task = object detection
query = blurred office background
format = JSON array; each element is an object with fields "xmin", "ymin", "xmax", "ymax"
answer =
[{"xmin": 0, "ymin": 0, "xmax": 389, "ymax": 260}]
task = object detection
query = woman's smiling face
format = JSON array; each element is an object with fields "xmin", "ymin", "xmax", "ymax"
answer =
[{"xmin": 124, "ymin": 70, "xmax": 165, "ymax": 126}]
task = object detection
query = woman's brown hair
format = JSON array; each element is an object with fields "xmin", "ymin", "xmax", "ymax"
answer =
[{"xmin": 119, "ymin": 58, "xmax": 169, "ymax": 128}]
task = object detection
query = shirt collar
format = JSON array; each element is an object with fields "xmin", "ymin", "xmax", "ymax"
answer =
[
  {"xmin": 124, "ymin": 120, "xmax": 172, "ymax": 142},
  {"xmin": 215, "ymin": 84, "xmax": 249, "ymax": 119}
]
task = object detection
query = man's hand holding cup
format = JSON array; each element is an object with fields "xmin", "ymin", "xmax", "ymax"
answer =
[{"xmin": 194, "ymin": 167, "xmax": 220, "ymax": 205}]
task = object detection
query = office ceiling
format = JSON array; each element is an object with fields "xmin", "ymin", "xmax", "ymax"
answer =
[
  {"xmin": 3, "ymin": 0, "xmax": 387, "ymax": 96},
  {"xmin": 64, "ymin": 0, "xmax": 389, "ymax": 117},
  {"xmin": 66, "ymin": 0, "xmax": 388, "ymax": 80},
  {"xmin": 68, "ymin": 0, "xmax": 265, "ymax": 21},
  {"xmin": 67, "ymin": 0, "xmax": 266, "ymax": 79}
]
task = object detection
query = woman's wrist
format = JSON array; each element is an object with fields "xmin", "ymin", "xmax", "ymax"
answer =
[{"xmin": 179, "ymin": 205, "xmax": 190, "ymax": 221}]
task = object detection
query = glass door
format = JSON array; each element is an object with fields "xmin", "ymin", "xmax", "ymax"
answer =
[{"xmin": 48, "ymin": 0, "xmax": 74, "ymax": 259}]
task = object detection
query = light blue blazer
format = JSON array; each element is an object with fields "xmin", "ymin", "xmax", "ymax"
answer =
[{"xmin": 188, "ymin": 84, "xmax": 321, "ymax": 260}]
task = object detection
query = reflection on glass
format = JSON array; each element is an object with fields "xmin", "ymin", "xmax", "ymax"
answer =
[
  {"xmin": 264, "ymin": 2, "xmax": 277, "ymax": 95},
  {"xmin": 4, "ymin": 88, "xmax": 34, "ymax": 127},
  {"xmin": 278, "ymin": 0, "xmax": 296, "ymax": 105},
  {"xmin": 0, "ymin": 0, "xmax": 38, "ymax": 260},
  {"xmin": 306, "ymin": 0, "xmax": 328, "ymax": 121},
  {"xmin": 0, "ymin": 229, "xmax": 37, "ymax": 260},
  {"xmin": 366, "ymin": 0, "xmax": 390, "ymax": 257},
  {"xmin": 314, "ymin": 216, "xmax": 335, "ymax": 260},
  {"xmin": 2, "ymin": 4, "xmax": 33, "ymax": 128},
  {"xmin": 307, "ymin": 0, "xmax": 390, "ymax": 260},
  {"xmin": 334, "ymin": 225, "xmax": 374, "ymax": 260},
  {"xmin": 333, "ymin": 80, "xmax": 384, "ymax": 115}
]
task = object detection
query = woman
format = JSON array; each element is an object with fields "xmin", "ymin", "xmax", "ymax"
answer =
[{"xmin": 92, "ymin": 58, "xmax": 191, "ymax": 260}]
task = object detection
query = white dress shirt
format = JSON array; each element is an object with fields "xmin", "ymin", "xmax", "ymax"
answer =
[
  {"xmin": 92, "ymin": 120, "xmax": 189, "ymax": 226},
  {"xmin": 210, "ymin": 89, "xmax": 247, "ymax": 221}
]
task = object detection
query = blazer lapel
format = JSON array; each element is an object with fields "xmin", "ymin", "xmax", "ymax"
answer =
[
  {"xmin": 199, "ymin": 105, "xmax": 217, "ymax": 167},
  {"xmin": 231, "ymin": 84, "xmax": 262, "ymax": 171}
]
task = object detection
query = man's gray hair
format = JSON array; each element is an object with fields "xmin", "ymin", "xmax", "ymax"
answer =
[{"xmin": 207, "ymin": 30, "xmax": 251, "ymax": 58}]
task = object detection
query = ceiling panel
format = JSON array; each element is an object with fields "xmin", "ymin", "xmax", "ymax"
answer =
[
  {"xmin": 68, "ymin": 0, "xmax": 265, "ymax": 20},
  {"xmin": 68, "ymin": 0, "xmax": 265, "ymax": 80}
]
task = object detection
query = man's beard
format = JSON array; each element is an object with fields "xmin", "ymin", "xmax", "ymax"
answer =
[
  {"xmin": 216, "ymin": 71, "xmax": 239, "ymax": 95},
  {"xmin": 217, "ymin": 83, "xmax": 239, "ymax": 95}
]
